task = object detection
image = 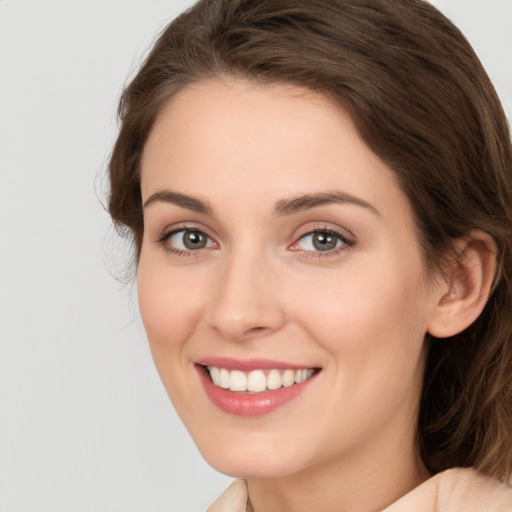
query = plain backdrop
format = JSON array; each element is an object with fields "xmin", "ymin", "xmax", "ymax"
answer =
[{"xmin": 0, "ymin": 1, "xmax": 510, "ymax": 511}]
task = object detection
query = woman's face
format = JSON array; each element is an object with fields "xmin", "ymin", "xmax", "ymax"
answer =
[{"xmin": 138, "ymin": 79, "xmax": 443, "ymax": 479}]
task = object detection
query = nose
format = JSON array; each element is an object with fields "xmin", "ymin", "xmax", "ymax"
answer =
[{"xmin": 206, "ymin": 251, "xmax": 286, "ymax": 342}]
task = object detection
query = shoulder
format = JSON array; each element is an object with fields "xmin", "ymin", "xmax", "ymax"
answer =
[
  {"xmin": 207, "ymin": 470, "xmax": 512, "ymax": 512},
  {"xmin": 207, "ymin": 480, "xmax": 249, "ymax": 512},
  {"xmin": 384, "ymin": 467, "xmax": 512, "ymax": 512}
]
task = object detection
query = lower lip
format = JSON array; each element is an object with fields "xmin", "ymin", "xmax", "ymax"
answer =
[{"xmin": 196, "ymin": 365, "xmax": 318, "ymax": 417}]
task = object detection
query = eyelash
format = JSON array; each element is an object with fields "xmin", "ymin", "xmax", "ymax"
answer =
[
  {"xmin": 155, "ymin": 225, "xmax": 355, "ymax": 258},
  {"xmin": 155, "ymin": 226, "xmax": 215, "ymax": 257},
  {"xmin": 291, "ymin": 226, "xmax": 355, "ymax": 259}
]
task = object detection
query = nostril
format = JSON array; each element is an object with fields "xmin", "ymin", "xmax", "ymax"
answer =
[{"xmin": 247, "ymin": 326, "xmax": 267, "ymax": 335}]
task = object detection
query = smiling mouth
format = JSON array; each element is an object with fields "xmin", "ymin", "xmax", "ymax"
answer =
[{"xmin": 204, "ymin": 366, "xmax": 319, "ymax": 394}]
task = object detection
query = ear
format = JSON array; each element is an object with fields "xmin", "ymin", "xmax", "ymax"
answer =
[{"xmin": 427, "ymin": 230, "xmax": 497, "ymax": 338}]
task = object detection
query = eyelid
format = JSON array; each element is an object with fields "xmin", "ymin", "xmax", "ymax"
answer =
[
  {"xmin": 288, "ymin": 224, "xmax": 356, "ymax": 255},
  {"xmin": 168, "ymin": 229, "xmax": 216, "ymax": 250},
  {"xmin": 154, "ymin": 223, "xmax": 218, "ymax": 256},
  {"xmin": 154, "ymin": 221, "xmax": 213, "ymax": 241},
  {"xmin": 152, "ymin": 222, "xmax": 356, "ymax": 258}
]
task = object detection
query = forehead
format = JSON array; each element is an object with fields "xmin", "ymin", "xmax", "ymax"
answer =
[
  {"xmin": 142, "ymin": 79, "xmax": 348, "ymax": 177},
  {"xmin": 140, "ymin": 79, "xmax": 409, "ymax": 224}
]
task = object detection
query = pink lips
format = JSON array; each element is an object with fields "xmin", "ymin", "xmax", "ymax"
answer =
[{"xmin": 196, "ymin": 358, "xmax": 319, "ymax": 417}]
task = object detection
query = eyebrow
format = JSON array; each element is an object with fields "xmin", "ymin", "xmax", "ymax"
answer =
[
  {"xmin": 143, "ymin": 189, "xmax": 380, "ymax": 217},
  {"xmin": 143, "ymin": 190, "xmax": 212, "ymax": 214},
  {"xmin": 274, "ymin": 191, "xmax": 380, "ymax": 216}
]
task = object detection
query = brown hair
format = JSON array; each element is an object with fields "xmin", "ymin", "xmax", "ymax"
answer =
[{"xmin": 108, "ymin": 0, "xmax": 512, "ymax": 479}]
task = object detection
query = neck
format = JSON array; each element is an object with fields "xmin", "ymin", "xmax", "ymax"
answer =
[{"xmin": 246, "ymin": 431, "xmax": 430, "ymax": 512}]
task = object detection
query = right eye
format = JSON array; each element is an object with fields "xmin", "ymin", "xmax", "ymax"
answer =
[{"xmin": 161, "ymin": 228, "xmax": 216, "ymax": 254}]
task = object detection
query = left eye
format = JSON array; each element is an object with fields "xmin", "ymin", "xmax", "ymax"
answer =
[
  {"xmin": 296, "ymin": 231, "xmax": 346, "ymax": 252},
  {"xmin": 166, "ymin": 229, "xmax": 215, "ymax": 251}
]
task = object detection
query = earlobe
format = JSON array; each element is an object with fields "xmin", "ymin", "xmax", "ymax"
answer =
[{"xmin": 427, "ymin": 231, "xmax": 497, "ymax": 338}]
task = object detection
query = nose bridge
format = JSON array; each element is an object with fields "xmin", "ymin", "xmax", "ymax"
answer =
[{"xmin": 207, "ymin": 241, "xmax": 285, "ymax": 341}]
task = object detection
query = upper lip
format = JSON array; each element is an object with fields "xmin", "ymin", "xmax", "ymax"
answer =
[{"xmin": 196, "ymin": 357, "xmax": 319, "ymax": 371}]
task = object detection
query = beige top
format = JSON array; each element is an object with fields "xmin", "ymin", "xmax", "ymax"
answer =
[{"xmin": 207, "ymin": 468, "xmax": 512, "ymax": 512}]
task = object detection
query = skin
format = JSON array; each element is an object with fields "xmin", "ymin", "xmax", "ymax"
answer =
[{"xmin": 137, "ymin": 79, "xmax": 459, "ymax": 511}]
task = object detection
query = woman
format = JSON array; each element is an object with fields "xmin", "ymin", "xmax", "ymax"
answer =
[{"xmin": 108, "ymin": 0, "xmax": 512, "ymax": 510}]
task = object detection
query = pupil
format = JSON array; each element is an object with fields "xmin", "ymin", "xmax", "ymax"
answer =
[
  {"xmin": 184, "ymin": 231, "xmax": 206, "ymax": 249},
  {"xmin": 313, "ymin": 233, "xmax": 337, "ymax": 251}
]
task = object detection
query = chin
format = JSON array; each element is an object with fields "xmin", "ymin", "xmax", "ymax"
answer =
[
  {"xmin": 203, "ymin": 451, "xmax": 301, "ymax": 480},
  {"xmin": 190, "ymin": 426, "xmax": 311, "ymax": 479}
]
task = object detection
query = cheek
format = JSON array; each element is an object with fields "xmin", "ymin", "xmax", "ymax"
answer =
[
  {"xmin": 137, "ymin": 259, "xmax": 205, "ymax": 343},
  {"xmin": 136, "ymin": 256, "xmax": 210, "ymax": 397},
  {"xmin": 293, "ymin": 259, "xmax": 431, "ymax": 394},
  {"xmin": 286, "ymin": 263, "xmax": 431, "ymax": 450},
  {"xmin": 297, "ymin": 263, "xmax": 427, "ymax": 341},
  {"xmin": 137, "ymin": 260, "xmax": 215, "ymax": 422}
]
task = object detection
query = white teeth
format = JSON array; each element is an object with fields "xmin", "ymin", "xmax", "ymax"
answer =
[
  {"xmin": 229, "ymin": 370, "xmax": 247, "ymax": 391},
  {"xmin": 219, "ymin": 368, "xmax": 230, "ymax": 389},
  {"xmin": 267, "ymin": 369, "xmax": 282, "ymax": 390},
  {"xmin": 207, "ymin": 366, "xmax": 316, "ymax": 393},
  {"xmin": 247, "ymin": 370, "xmax": 267, "ymax": 392},
  {"xmin": 282, "ymin": 369, "xmax": 295, "ymax": 387},
  {"xmin": 210, "ymin": 367, "xmax": 220, "ymax": 385}
]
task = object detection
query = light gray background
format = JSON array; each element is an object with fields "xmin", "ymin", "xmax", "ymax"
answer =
[{"xmin": 0, "ymin": 1, "xmax": 510, "ymax": 511}]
